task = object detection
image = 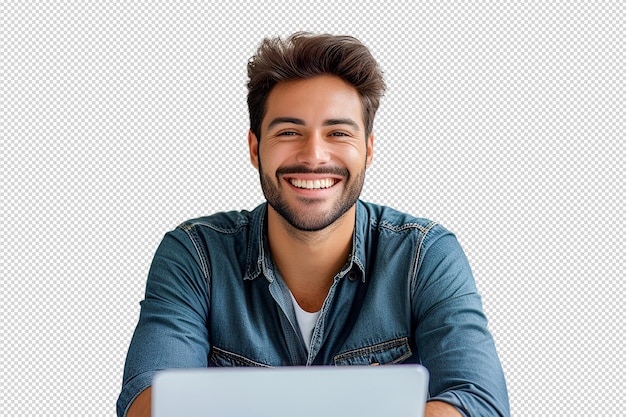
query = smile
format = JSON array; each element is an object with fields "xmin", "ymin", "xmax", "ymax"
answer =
[{"xmin": 289, "ymin": 178, "xmax": 337, "ymax": 189}]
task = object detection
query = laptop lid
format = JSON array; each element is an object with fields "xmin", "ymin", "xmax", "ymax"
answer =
[{"xmin": 153, "ymin": 365, "xmax": 429, "ymax": 417}]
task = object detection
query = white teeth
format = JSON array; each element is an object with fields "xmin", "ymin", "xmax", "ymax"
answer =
[{"xmin": 290, "ymin": 178, "xmax": 336, "ymax": 189}]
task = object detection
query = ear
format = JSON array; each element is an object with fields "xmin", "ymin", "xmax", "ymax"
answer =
[
  {"xmin": 248, "ymin": 130, "xmax": 260, "ymax": 170},
  {"xmin": 365, "ymin": 132, "xmax": 374, "ymax": 168}
]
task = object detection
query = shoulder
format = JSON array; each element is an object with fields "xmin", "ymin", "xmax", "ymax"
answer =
[
  {"xmin": 357, "ymin": 200, "xmax": 450, "ymax": 239},
  {"xmin": 176, "ymin": 204, "xmax": 264, "ymax": 235},
  {"xmin": 356, "ymin": 200, "xmax": 462, "ymax": 274},
  {"xmin": 357, "ymin": 201, "xmax": 462, "ymax": 269},
  {"xmin": 154, "ymin": 205, "xmax": 265, "ymax": 282}
]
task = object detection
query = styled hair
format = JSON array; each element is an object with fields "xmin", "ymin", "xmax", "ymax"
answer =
[{"xmin": 247, "ymin": 32, "xmax": 386, "ymax": 139}]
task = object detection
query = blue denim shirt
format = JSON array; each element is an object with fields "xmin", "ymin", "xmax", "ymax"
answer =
[{"xmin": 117, "ymin": 201, "xmax": 509, "ymax": 416}]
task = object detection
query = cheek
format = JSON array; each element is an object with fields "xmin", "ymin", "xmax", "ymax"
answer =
[
  {"xmin": 259, "ymin": 144, "xmax": 294, "ymax": 168},
  {"xmin": 341, "ymin": 146, "xmax": 368, "ymax": 168}
]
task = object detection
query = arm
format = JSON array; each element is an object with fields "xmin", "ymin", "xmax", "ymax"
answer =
[
  {"xmin": 425, "ymin": 401, "xmax": 462, "ymax": 417},
  {"xmin": 412, "ymin": 229, "xmax": 510, "ymax": 417},
  {"xmin": 127, "ymin": 387, "xmax": 151, "ymax": 417},
  {"xmin": 123, "ymin": 385, "xmax": 459, "ymax": 417},
  {"xmin": 117, "ymin": 228, "xmax": 211, "ymax": 417}
]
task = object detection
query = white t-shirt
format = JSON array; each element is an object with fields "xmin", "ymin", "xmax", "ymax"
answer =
[{"xmin": 289, "ymin": 291, "xmax": 321, "ymax": 354}]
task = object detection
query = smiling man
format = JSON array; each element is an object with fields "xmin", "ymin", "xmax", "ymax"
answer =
[{"xmin": 117, "ymin": 33, "xmax": 510, "ymax": 417}]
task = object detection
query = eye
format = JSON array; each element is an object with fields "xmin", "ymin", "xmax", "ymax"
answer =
[
  {"xmin": 329, "ymin": 131, "xmax": 350, "ymax": 137},
  {"xmin": 277, "ymin": 131, "xmax": 298, "ymax": 136}
]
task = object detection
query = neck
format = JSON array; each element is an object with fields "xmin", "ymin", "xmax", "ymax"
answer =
[{"xmin": 266, "ymin": 204, "xmax": 355, "ymax": 311}]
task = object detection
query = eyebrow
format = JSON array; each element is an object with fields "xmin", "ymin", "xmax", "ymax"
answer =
[
  {"xmin": 266, "ymin": 117, "xmax": 360, "ymax": 131},
  {"xmin": 323, "ymin": 118, "xmax": 360, "ymax": 130},
  {"xmin": 267, "ymin": 117, "xmax": 305, "ymax": 130}
]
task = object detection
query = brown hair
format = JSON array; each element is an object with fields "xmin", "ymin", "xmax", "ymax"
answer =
[{"xmin": 247, "ymin": 32, "xmax": 385, "ymax": 139}]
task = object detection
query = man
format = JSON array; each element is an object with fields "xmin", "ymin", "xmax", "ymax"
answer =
[{"xmin": 117, "ymin": 32, "xmax": 509, "ymax": 417}]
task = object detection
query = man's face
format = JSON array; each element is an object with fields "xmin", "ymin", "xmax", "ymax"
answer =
[{"xmin": 248, "ymin": 75, "xmax": 374, "ymax": 232}]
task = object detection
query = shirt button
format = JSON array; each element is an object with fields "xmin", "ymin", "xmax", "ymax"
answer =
[{"xmin": 348, "ymin": 272, "xmax": 357, "ymax": 281}]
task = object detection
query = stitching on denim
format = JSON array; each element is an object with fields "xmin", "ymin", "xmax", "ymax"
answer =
[
  {"xmin": 211, "ymin": 346, "xmax": 272, "ymax": 367},
  {"xmin": 333, "ymin": 336, "xmax": 411, "ymax": 363},
  {"xmin": 378, "ymin": 221, "xmax": 430, "ymax": 233},
  {"xmin": 183, "ymin": 220, "xmax": 249, "ymax": 235},
  {"xmin": 410, "ymin": 221, "xmax": 437, "ymax": 298},
  {"xmin": 183, "ymin": 217, "xmax": 260, "ymax": 280},
  {"xmin": 180, "ymin": 225, "xmax": 212, "ymax": 294},
  {"xmin": 391, "ymin": 348, "xmax": 412, "ymax": 364}
]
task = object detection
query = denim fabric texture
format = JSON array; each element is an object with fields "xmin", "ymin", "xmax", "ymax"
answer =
[{"xmin": 117, "ymin": 200, "xmax": 510, "ymax": 416}]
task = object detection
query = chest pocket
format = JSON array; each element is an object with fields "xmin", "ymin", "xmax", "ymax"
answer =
[
  {"xmin": 333, "ymin": 337, "xmax": 412, "ymax": 366},
  {"xmin": 209, "ymin": 346, "xmax": 272, "ymax": 367}
]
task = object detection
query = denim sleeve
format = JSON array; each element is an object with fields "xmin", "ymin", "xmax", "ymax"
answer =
[
  {"xmin": 412, "ymin": 228, "xmax": 510, "ymax": 417},
  {"xmin": 116, "ymin": 228, "xmax": 210, "ymax": 417}
]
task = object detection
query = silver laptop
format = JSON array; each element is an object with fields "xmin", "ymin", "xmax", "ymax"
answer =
[{"xmin": 153, "ymin": 365, "xmax": 429, "ymax": 417}]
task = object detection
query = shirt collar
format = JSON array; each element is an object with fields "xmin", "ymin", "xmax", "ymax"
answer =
[
  {"xmin": 243, "ymin": 200, "xmax": 368, "ymax": 282},
  {"xmin": 351, "ymin": 200, "xmax": 368, "ymax": 281},
  {"xmin": 243, "ymin": 203, "xmax": 267, "ymax": 281}
]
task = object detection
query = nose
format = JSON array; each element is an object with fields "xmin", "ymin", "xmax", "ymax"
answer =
[{"xmin": 295, "ymin": 131, "xmax": 331, "ymax": 166}]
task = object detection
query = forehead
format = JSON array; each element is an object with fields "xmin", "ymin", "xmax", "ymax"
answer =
[{"xmin": 263, "ymin": 75, "xmax": 364, "ymax": 129}]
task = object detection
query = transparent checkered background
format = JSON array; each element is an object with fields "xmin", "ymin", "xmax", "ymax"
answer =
[{"xmin": 1, "ymin": 1, "xmax": 623, "ymax": 416}]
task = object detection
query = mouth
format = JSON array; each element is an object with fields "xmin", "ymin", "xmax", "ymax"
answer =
[{"xmin": 288, "ymin": 178, "xmax": 338, "ymax": 190}]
